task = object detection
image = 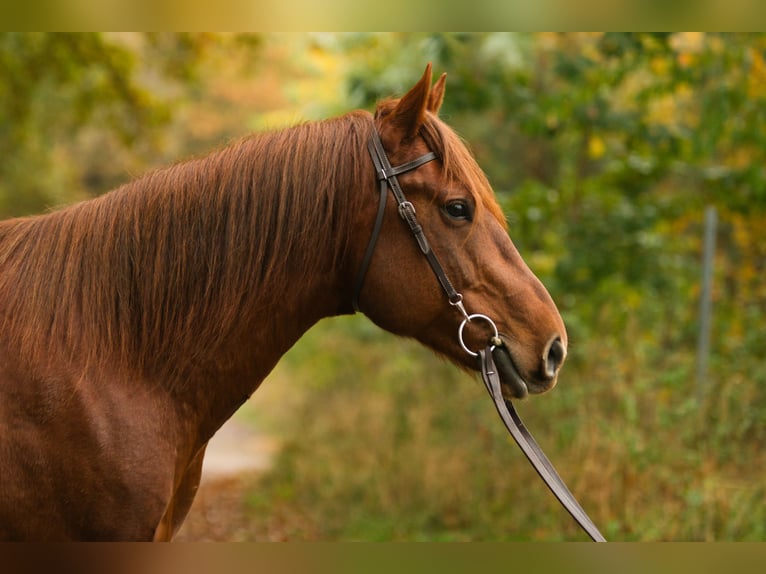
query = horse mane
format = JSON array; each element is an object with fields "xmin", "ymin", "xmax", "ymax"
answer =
[
  {"xmin": 0, "ymin": 111, "xmax": 375, "ymax": 381},
  {"xmin": 0, "ymin": 98, "xmax": 504, "ymax": 385}
]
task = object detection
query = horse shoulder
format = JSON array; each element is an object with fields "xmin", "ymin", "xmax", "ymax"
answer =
[{"xmin": 0, "ymin": 358, "xmax": 189, "ymax": 540}]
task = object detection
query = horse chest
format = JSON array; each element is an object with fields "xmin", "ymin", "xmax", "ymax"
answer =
[{"xmin": 0, "ymin": 366, "xmax": 183, "ymax": 540}]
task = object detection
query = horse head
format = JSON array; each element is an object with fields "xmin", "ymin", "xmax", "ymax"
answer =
[{"xmin": 353, "ymin": 64, "xmax": 567, "ymax": 399}]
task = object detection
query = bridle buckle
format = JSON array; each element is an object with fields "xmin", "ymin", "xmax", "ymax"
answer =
[
  {"xmin": 449, "ymin": 294, "xmax": 469, "ymax": 321},
  {"xmin": 397, "ymin": 201, "xmax": 416, "ymax": 220}
]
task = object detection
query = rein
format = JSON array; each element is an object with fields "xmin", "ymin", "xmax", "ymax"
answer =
[
  {"xmin": 354, "ymin": 128, "xmax": 606, "ymax": 542},
  {"xmin": 480, "ymin": 346, "xmax": 607, "ymax": 542}
]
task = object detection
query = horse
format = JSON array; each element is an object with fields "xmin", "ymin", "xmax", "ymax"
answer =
[{"xmin": 0, "ymin": 64, "xmax": 567, "ymax": 540}]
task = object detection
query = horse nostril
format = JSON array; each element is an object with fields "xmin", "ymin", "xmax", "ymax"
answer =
[{"xmin": 543, "ymin": 336, "xmax": 566, "ymax": 379}]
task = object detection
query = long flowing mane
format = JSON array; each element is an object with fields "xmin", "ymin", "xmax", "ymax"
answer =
[
  {"xmin": 0, "ymin": 111, "xmax": 375, "ymax": 380},
  {"xmin": 0, "ymin": 101, "xmax": 503, "ymax": 384}
]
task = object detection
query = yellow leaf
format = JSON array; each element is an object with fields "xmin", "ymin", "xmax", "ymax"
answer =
[
  {"xmin": 650, "ymin": 56, "xmax": 670, "ymax": 76},
  {"xmin": 588, "ymin": 135, "xmax": 606, "ymax": 159},
  {"xmin": 748, "ymin": 47, "xmax": 766, "ymax": 99}
]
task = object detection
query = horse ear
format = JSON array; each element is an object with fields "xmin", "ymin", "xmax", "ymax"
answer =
[
  {"xmin": 387, "ymin": 64, "xmax": 433, "ymax": 138},
  {"xmin": 428, "ymin": 73, "xmax": 447, "ymax": 114}
]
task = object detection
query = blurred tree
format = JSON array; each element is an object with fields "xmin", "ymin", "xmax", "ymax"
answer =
[{"xmin": 0, "ymin": 32, "xmax": 261, "ymax": 217}]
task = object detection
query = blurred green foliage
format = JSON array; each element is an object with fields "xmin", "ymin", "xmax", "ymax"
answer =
[
  {"xmin": 2, "ymin": 33, "xmax": 765, "ymax": 540},
  {"xmin": 0, "ymin": 32, "xmax": 261, "ymax": 216}
]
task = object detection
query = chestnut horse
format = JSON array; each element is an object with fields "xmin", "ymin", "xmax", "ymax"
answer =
[{"xmin": 0, "ymin": 65, "xmax": 566, "ymax": 540}]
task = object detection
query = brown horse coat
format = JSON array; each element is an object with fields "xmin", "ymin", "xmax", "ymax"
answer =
[{"xmin": 0, "ymin": 66, "xmax": 566, "ymax": 540}]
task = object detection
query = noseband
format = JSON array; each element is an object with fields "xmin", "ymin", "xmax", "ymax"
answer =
[{"xmin": 351, "ymin": 128, "xmax": 606, "ymax": 542}]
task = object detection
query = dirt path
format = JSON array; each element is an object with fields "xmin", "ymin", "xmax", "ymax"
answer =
[
  {"xmin": 175, "ymin": 416, "xmax": 279, "ymax": 541},
  {"xmin": 198, "ymin": 417, "xmax": 277, "ymax": 481}
]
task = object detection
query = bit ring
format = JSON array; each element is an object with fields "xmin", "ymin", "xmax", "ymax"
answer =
[{"xmin": 458, "ymin": 314, "xmax": 499, "ymax": 357}]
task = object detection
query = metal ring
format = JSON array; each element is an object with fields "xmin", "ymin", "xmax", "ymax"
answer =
[{"xmin": 458, "ymin": 314, "xmax": 499, "ymax": 357}]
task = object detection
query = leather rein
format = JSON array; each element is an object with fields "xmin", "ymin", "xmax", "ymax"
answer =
[
  {"xmin": 479, "ymin": 348, "xmax": 606, "ymax": 542},
  {"xmin": 352, "ymin": 128, "xmax": 606, "ymax": 542}
]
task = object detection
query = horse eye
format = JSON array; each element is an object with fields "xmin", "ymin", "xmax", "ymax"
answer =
[{"xmin": 444, "ymin": 200, "xmax": 472, "ymax": 221}]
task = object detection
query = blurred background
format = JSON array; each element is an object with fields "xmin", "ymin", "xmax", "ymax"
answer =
[{"xmin": 1, "ymin": 32, "xmax": 764, "ymax": 541}]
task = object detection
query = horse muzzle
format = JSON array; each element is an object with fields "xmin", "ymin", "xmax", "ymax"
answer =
[{"xmin": 493, "ymin": 334, "xmax": 563, "ymax": 399}]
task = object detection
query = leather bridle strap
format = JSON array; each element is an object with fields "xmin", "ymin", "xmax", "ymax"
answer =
[
  {"xmin": 352, "ymin": 130, "xmax": 467, "ymax": 318},
  {"xmin": 479, "ymin": 347, "xmax": 607, "ymax": 542}
]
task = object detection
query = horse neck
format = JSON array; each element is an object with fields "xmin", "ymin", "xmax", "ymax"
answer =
[
  {"xmin": 0, "ymin": 117, "xmax": 372, "ymax": 443},
  {"xmin": 158, "ymin": 147, "xmax": 358, "ymax": 443},
  {"xmin": 189, "ymin": 257, "xmax": 342, "ymax": 441},
  {"xmin": 122, "ymin": 131, "xmax": 363, "ymax": 431}
]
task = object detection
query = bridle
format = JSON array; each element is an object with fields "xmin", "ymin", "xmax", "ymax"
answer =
[
  {"xmin": 352, "ymin": 129, "xmax": 469, "ymax": 320},
  {"xmin": 352, "ymin": 127, "xmax": 606, "ymax": 542},
  {"xmin": 353, "ymin": 130, "xmax": 497, "ymax": 352}
]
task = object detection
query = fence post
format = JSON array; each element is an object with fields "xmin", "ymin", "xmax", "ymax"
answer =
[{"xmin": 696, "ymin": 205, "xmax": 717, "ymax": 404}]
